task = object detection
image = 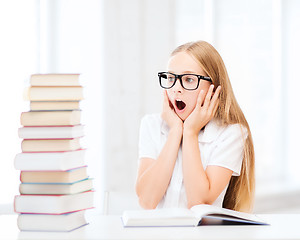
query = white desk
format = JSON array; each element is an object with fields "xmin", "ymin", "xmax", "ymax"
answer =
[{"xmin": 1, "ymin": 213, "xmax": 300, "ymax": 240}]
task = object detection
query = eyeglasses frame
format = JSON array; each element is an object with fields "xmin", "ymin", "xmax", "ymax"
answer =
[{"xmin": 158, "ymin": 71, "xmax": 212, "ymax": 90}]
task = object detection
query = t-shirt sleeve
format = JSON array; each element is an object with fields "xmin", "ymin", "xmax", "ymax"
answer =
[
  {"xmin": 207, "ymin": 124, "xmax": 248, "ymax": 176},
  {"xmin": 138, "ymin": 115, "xmax": 158, "ymax": 160}
]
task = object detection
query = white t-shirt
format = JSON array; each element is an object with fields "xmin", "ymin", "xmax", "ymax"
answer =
[{"xmin": 138, "ymin": 113, "xmax": 247, "ymax": 209}]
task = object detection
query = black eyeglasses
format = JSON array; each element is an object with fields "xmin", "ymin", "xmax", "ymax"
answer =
[{"xmin": 158, "ymin": 72, "xmax": 212, "ymax": 90}]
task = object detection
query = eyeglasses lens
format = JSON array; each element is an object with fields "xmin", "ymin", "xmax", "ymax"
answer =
[
  {"xmin": 181, "ymin": 75, "xmax": 198, "ymax": 90},
  {"xmin": 160, "ymin": 73, "xmax": 198, "ymax": 90}
]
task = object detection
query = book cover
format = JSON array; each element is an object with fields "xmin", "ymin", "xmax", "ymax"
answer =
[
  {"xmin": 30, "ymin": 74, "xmax": 80, "ymax": 87},
  {"xmin": 14, "ymin": 149, "xmax": 86, "ymax": 171},
  {"xmin": 17, "ymin": 210, "xmax": 87, "ymax": 232},
  {"xmin": 14, "ymin": 191, "xmax": 94, "ymax": 214},
  {"xmin": 25, "ymin": 86, "xmax": 83, "ymax": 101},
  {"xmin": 19, "ymin": 178, "xmax": 93, "ymax": 195},
  {"xmin": 30, "ymin": 101, "xmax": 80, "ymax": 111},
  {"xmin": 20, "ymin": 166, "xmax": 88, "ymax": 183},
  {"xmin": 21, "ymin": 138, "xmax": 81, "ymax": 152},
  {"xmin": 20, "ymin": 110, "xmax": 81, "ymax": 126},
  {"xmin": 18, "ymin": 125, "xmax": 84, "ymax": 139}
]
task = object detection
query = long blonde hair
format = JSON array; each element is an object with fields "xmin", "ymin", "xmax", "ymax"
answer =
[{"xmin": 172, "ymin": 41, "xmax": 255, "ymax": 212}]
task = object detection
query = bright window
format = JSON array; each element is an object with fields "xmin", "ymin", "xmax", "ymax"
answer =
[
  {"xmin": 0, "ymin": 0, "xmax": 38, "ymax": 205},
  {"xmin": 175, "ymin": 0, "xmax": 300, "ymax": 192}
]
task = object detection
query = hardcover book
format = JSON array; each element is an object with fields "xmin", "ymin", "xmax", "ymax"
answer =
[
  {"xmin": 19, "ymin": 178, "xmax": 93, "ymax": 195},
  {"xmin": 30, "ymin": 74, "xmax": 80, "ymax": 86},
  {"xmin": 21, "ymin": 138, "xmax": 81, "ymax": 152},
  {"xmin": 20, "ymin": 166, "xmax": 88, "ymax": 183},
  {"xmin": 20, "ymin": 110, "xmax": 81, "ymax": 126},
  {"xmin": 15, "ymin": 191, "xmax": 94, "ymax": 214},
  {"xmin": 17, "ymin": 210, "xmax": 87, "ymax": 232},
  {"xmin": 25, "ymin": 86, "xmax": 83, "ymax": 101},
  {"xmin": 30, "ymin": 101, "xmax": 80, "ymax": 111},
  {"xmin": 18, "ymin": 125, "xmax": 84, "ymax": 139},
  {"xmin": 14, "ymin": 149, "xmax": 86, "ymax": 171}
]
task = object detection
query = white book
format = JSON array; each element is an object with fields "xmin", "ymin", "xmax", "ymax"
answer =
[
  {"xmin": 30, "ymin": 74, "xmax": 80, "ymax": 86},
  {"xmin": 14, "ymin": 149, "xmax": 86, "ymax": 171},
  {"xmin": 122, "ymin": 205, "xmax": 268, "ymax": 227},
  {"xmin": 14, "ymin": 191, "xmax": 94, "ymax": 214},
  {"xmin": 17, "ymin": 211, "xmax": 87, "ymax": 232},
  {"xmin": 21, "ymin": 138, "xmax": 81, "ymax": 152},
  {"xmin": 30, "ymin": 101, "xmax": 80, "ymax": 111},
  {"xmin": 25, "ymin": 86, "xmax": 83, "ymax": 101},
  {"xmin": 20, "ymin": 166, "xmax": 88, "ymax": 183},
  {"xmin": 18, "ymin": 125, "xmax": 84, "ymax": 139},
  {"xmin": 20, "ymin": 110, "xmax": 81, "ymax": 126},
  {"xmin": 19, "ymin": 178, "xmax": 93, "ymax": 195}
]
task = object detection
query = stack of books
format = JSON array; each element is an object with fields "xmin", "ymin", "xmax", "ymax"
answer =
[{"xmin": 14, "ymin": 74, "xmax": 94, "ymax": 232}]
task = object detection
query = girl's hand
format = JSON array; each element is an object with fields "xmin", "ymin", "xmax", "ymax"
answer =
[
  {"xmin": 184, "ymin": 85, "xmax": 221, "ymax": 136},
  {"xmin": 161, "ymin": 90, "xmax": 183, "ymax": 131}
]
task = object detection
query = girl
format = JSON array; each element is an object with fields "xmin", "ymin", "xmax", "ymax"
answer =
[{"xmin": 135, "ymin": 40, "xmax": 255, "ymax": 212}]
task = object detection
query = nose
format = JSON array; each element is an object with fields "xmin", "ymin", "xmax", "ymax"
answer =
[{"xmin": 172, "ymin": 78, "xmax": 183, "ymax": 93}]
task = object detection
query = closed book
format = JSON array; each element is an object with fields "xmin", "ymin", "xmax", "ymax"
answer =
[
  {"xmin": 30, "ymin": 74, "xmax": 80, "ymax": 86},
  {"xmin": 21, "ymin": 138, "xmax": 81, "ymax": 152},
  {"xmin": 17, "ymin": 210, "xmax": 87, "ymax": 232},
  {"xmin": 20, "ymin": 166, "xmax": 88, "ymax": 183},
  {"xmin": 18, "ymin": 125, "xmax": 84, "ymax": 139},
  {"xmin": 25, "ymin": 86, "xmax": 83, "ymax": 101},
  {"xmin": 20, "ymin": 110, "xmax": 81, "ymax": 126},
  {"xmin": 19, "ymin": 178, "xmax": 93, "ymax": 195},
  {"xmin": 14, "ymin": 149, "xmax": 86, "ymax": 171},
  {"xmin": 30, "ymin": 101, "xmax": 80, "ymax": 111},
  {"xmin": 14, "ymin": 191, "xmax": 94, "ymax": 214}
]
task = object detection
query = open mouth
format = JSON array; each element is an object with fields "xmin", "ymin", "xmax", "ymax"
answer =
[{"xmin": 175, "ymin": 99, "xmax": 186, "ymax": 111}]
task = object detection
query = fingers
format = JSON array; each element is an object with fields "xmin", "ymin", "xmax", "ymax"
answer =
[
  {"xmin": 202, "ymin": 85, "xmax": 215, "ymax": 108},
  {"xmin": 212, "ymin": 98, "xmax": 220, "ymax": 116},
  {"xmin": 163, "ymin": 90, "xmax": 168, "ymax": 104},
  {"xmin": 209, "ymin": 86, "xmax": 221, "ymax": 118},
  {"xmin": 163, "ymin": 90, "xmax": 174, "ymax": 110},
  {"xmin": 198, "ymin": 85, "xmax": 221, "ymax": 113},
  {"xmin": 210, "ymin": 85, "xmax": 221, "ymax": 106},
  {"xmin": 197, "ymin": 89, "xmax": 205, "ymax": 107}
]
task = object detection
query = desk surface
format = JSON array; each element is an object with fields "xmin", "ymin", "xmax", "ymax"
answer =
[{"xmin": 1, "ymin": 213, "xmax": 300, "ymax": 240}]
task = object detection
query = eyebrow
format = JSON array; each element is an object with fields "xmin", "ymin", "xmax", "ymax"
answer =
[{"xmin": 168, "ymin": 70, "xmax": 199, "ymax": 75}]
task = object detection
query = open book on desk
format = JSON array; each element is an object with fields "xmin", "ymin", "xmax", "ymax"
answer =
[{"xmin": 122, "ymin": 204, "xmax": 268, "ymax": 227}]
